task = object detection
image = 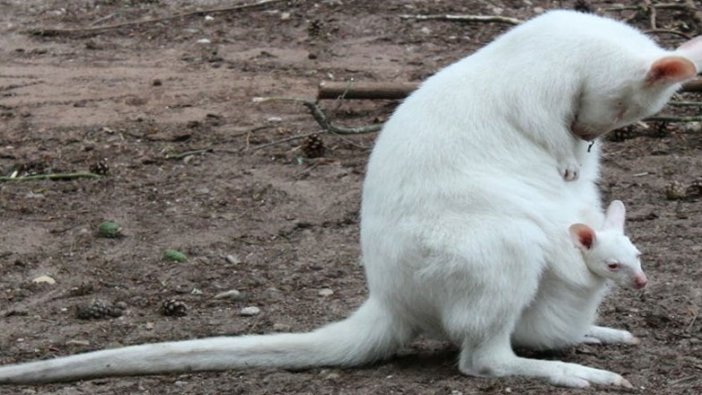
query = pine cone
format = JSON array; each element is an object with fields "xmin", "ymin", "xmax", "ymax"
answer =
[
  {"xmin": 76, "ymin": 299, "xmax": 124, "ymax": 320},
  {"xmin": 89, "ymin": 159, "xmax": 109, "ymax": 175},
  {"xmin": 665, "ymin": 181, "xmax": 687, "ymax": 200},
  {"xmin": 307, "ymin": 19, "xmax": 323, "ymax": 38},
  {"xmin": 685, "ymin": 179, "xmax": 702, "ymax": 198},
  {"xmin": 161, "ymin": 299, "xmax": 188, "ymax": 317},
  {"xmin": 301, "ymin": 134, "xmax": 325, "ymax": 158},
  {"xmin": 608, "ymin": 126, "xmax": 635, "ymax": 142}
]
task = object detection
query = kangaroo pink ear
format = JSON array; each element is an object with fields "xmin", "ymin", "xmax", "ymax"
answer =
[
  {"xmin": 677, "ymin": 35, "xmax": 702, "ymax": 71},
  {"xmin": 603, "ymin": 200, "xmax": 626, "ymax": 231},
  {"xmin": 646, "ymin": 56, "xmax": 697, "ymax": 85},
  {"xmin": 569, "ymin": 223, "xmax": 596, "ymax": 251}
]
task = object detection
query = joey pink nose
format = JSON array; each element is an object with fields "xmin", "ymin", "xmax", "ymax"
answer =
[{"xmin": 634, "ymin": 273, "xmax": 648, "ymax": 289}]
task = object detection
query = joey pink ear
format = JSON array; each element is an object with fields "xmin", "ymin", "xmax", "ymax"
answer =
[
  {"xmin": 569, "ymin": 223, "xmax": 596, "ymax": 251},
  {"xmin": 603, "ymin": 200, "xmax": 626, "ymax": 231},
  {"xmin": 646, "ymin": 56, "xmax": 697, "ymax": 85}
]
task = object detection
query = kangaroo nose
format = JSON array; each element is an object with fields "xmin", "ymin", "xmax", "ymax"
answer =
[{"xmin": 634, "ymin": 273, "xmax": 647, "ymax": 289}]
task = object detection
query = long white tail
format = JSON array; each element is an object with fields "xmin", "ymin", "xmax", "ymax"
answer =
[{"xmin": 0, "ymin": 299, "xmax": 405, "ymax": 384}]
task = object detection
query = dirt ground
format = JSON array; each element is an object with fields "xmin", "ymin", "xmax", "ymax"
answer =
[{"xmin": 0, "ymin": 0, "xmax": 700, "ymax": 394}]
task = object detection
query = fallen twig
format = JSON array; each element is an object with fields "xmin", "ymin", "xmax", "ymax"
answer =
[
  {"xmin": 0, "ymin": 172, "xmax": 101, "ymax": 182},
  {"xmin": 645, "ymin": 115, "xmax": 702, "ymax": 122},
  {"xmin": 252, "ymin": 131, "xmax": 321, "ymax": 151},
  {"xmin": 26, "ymin": 0, "xmax": 284, "ymax": 37},
  {"xmin": 318, "ymin": 81, "xmax": 418, "ymax": 100},
  {"xmin": 644, "ymin": 29, "xmax": 692, "ymax": 39},
  {"xmin": 164, "ymin": 148, "xmax": 213, "ymax": 160},
  {"xmin": 254, "ymin": 96, "xmax": 382, "ymax": 135},
  {"xmin": 316, "ymin": 79, "xmax": 702, "ymax": 101},
  {"xmin": 399, "ymin": 13, "xmax": 522, "ymax": 25},
  {"xmin": 667, "ymin": 101, "xmax": 702, "ymax": 107},
  {"xmin": 602, "ymin": 3, "xmax": 690, "ymax": 12}
]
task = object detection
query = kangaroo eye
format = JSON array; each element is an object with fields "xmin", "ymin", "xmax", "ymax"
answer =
[{"xmin": 607, "ymin": 263, "xmax": 620, "ymax": 271}]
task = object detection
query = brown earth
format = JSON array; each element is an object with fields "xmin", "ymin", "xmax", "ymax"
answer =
[{"xmin": 0, "ymin": 0, "xmax": 700, "ymax": 394}]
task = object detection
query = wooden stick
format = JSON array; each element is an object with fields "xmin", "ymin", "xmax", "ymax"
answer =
[
  {"xmin": 317, "ymin": 81, "xmax": 419, "ymax": 100},
  {"xmin": 25, "ymin": 0, "xmax": 284, "ymax": 37},
  {"xmin": 399, "ymin": 14, "xmax": 522, "ymax": 25},
  {"xmin": 254, "ymin": 96, "xmax": 382, "ymax": 134},
  {"xmin": 317, "ymin": 79, "xmax": 702, "ymax": 101},
  {"xmin": 0, "ymin": 172, "xmax": 101, "ymax": 182}
]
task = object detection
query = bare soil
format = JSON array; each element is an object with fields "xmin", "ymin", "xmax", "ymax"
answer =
[{"xmin": 0, "ymin": 1, "xmax": 700, "ymax": 394}]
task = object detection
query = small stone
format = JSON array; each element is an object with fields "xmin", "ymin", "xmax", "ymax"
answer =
[
  {"xmin": 272, "ymin": 323, "xmax": 291, "ymax": 332},
  {"xmin": 145, "ymin": 322, "xmax": 155, "ymax": 330},
  {"xmin": 196, "ymin": 38, "xmax": 211, "ymax": 44},
  {"xmin": 280, "ymin": 12, "xmax": 291, "ymax": 21},
  {"xmin": 214, "ymin": 289, "xmax": 242, "ymax": 300},
  {"xmin": 267, "ymin": 116, "xmax": 283, "ymax": 123},
  {"xmin": 66, "ymin": 339, "xmax": 90, "ymax": 346},
  {"xmin": 152, "ymin": 79, "xmax": 163, "ymax": 86},
  {"xmin": 240, "ymin": 306, "xmax": 260, "ymax": 316},
  {"xmin": 318, "ymin": 288, "xmax": 334, "ymax": 297},
  {"xmin": 204, "ymin": 15, "xmax": 214, "ymax": 21},
  {"xmin": 225, "ymin": 254, "xmax": 241, "ymax": 265},
  {"xmin": 684, "ymin": 122, "xmax": 702, "ymax": 133},
  {"xmin": 32, "ymin": 275, "xmax": 56, "ymax": 285}
]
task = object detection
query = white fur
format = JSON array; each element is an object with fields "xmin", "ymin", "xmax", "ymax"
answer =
[{"xmin": 0, "ymin": 10, "xmax": 697, "ymax": 387}]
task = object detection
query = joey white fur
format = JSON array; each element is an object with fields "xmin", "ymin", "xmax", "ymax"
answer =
[{"xmin": 0, "ymin": 10, "xmax": 699, "ymax": 387}]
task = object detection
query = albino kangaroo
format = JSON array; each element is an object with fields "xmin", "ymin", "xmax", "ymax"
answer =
[
  {"xmin": 571, "ymin": 200, "xmax": 648, "ymax": 346},
  {"xmin": 513, "ymin": 200, "xmax": 646, "ymax": 359},
  {"xmin": 0, "ymin": 10, "xmax": 700, "ymax": 388}
]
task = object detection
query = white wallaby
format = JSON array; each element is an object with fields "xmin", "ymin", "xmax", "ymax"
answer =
[
  {"xmin": 1, "ymin": 10, "xmax": 700, "ymax": 387},
  {"xmin": 512, "ymin": 200, "xmax": 646, "ymax": 360},
  {"xmin": 569, "ymin": 200, "xmax": 648, "ymax": 346}
]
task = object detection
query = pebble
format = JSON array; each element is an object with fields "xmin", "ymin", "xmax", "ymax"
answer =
[
  {"xmin": 204, "ymin": 15, "xmax": 214, "ymax": 21},
  {"xmin": 66, "ymin": 339, "xmax": 90, "ymax": 346},
  {"xmin": 196, "ymin": 38, "xmax": 212, "ymax": 44},
  {"xmin": 214, "ymin": 289, "xmax": 242, "ymax": 300},
  {"xmin": 272, "ymin": 323, "xmax": 291, "ymax": 332},
  {"xmin": 225, "ymin": 254, "xmax": 241, "ymax": 265},
  {"xmin": 145, "ymin": 322, "xmax": 155, "ymax": 330},
  {"xmin": 280, "ymin": 12, "xmax": 291, "ymax": 21},
  {"xmin": 240, "ymin": 306, "xmax": 260, "ymax": 316},
  {"xmin": 318, "ymin": 288, "xmax": 334, "ymax": 297},
  {"xmin": 32, "ymin": 275, "xmax": 56, "ymax": 285}
]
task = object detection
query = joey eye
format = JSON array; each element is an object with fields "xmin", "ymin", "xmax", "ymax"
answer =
[{"xmin": 607, "ymin": 263, "xmax": 620, "ymax": 271}]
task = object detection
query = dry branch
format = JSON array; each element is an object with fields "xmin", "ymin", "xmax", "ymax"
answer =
[
  {"xmin": 0, "ymin": 172, "xmax": 101, "ymax": 182},
  {"xmin": 317, "ymin": 79, "xmax": 702, "ymax": 101},
  {"xmin": 644, "ymin": 28, "xmax": 692, "ymax": 39},
  {"xmin": 26, "ymin": 0, "xmax": 284, "ymax": 37},
  {"xmin": 254, "ymin": 96, "xmax": 382, "ymax": 135},
  {"xmin": 318, "ymin": 81, "xmax": 419, "ymax": 100},
  {"xmin": 399, "ymin": 14, "xmax": 522, "ymax": 25}
]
